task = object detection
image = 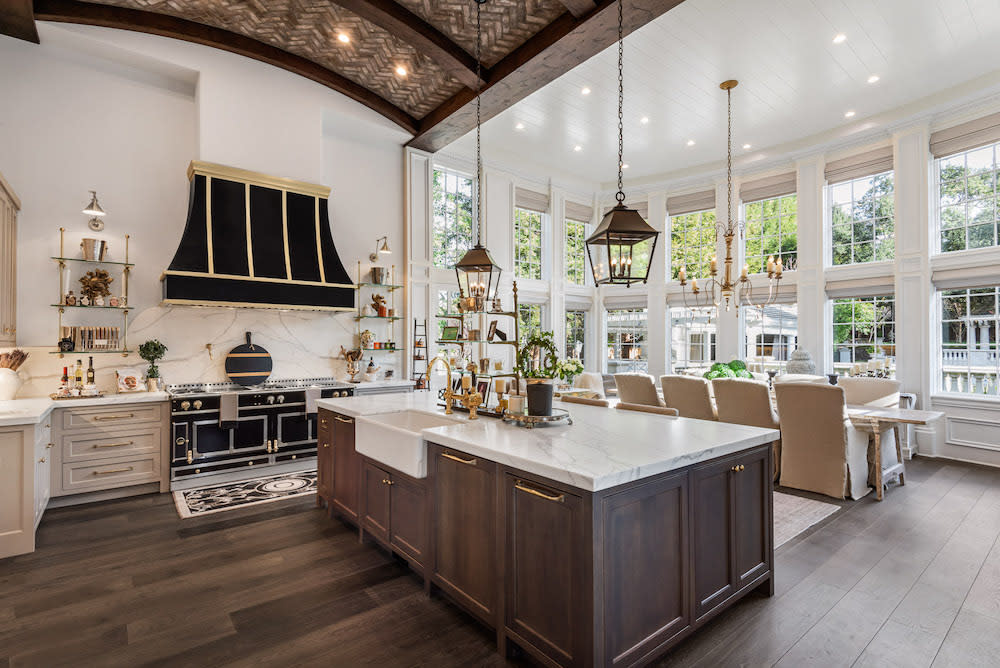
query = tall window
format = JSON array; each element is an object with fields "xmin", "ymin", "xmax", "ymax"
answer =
[
  {"xmin": 518, "ymin": 303, "xmax": 543, "ymax": 340},
  {"xmin": 607, "ymin": 308, "xmax": 647, "ymax": 373},
  {"xmin": 830, "ymin": 171, "xmax": 895, "ymax": 265},
  {"xmin": 939, "ymin": 144, "xmax": 1000, "ymax": 252},
  {"xmin": 435, "ymin": 288, "xmax": 461, "ymax": 339},
  {"xmin": 744, "ymin": 194, "xmax": 797, "ymax": 273},
  {"xmin": 940, "ymin": 286, "xmax": 999, "ymax": 394},
  {"xmin": 744, "ymin": 304, "xmax": 798, "ymax": 372},
  {"xmin": 515, "ymin": 208, "xmax": 543, "ymax": 280},
  {"xmin": 670, "ymin": 307, "xmax": 717, "ymax": 371},
  {"xmin": 565, "ymin": 310, "xmax": 586, "ymax": 364},
  {"xmin": 565, "ymin": 219, "xmax": 589, "ymax": 285},
  {"xmin": 670, "ymin": 209, "xmax": 717, "ymax": 279},
  {"xmin": 432, "ymin": 169, "xmax": 474, "ymax": 268},
  {"xmin": 832, "ymin": 295, "xmax": 896, "ymax": 370}
]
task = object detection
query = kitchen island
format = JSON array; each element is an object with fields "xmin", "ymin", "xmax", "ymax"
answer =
[{"xmin": 316, "ymin": 394, "xmax": 779, "ymax": 667}]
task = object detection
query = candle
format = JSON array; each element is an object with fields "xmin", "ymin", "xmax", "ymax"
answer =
[
  {"xmin": 461, "ymin": 375, "xmax": 472, "ymax": 389},
  {"xmin": 709, "ymin": 256, "xmax": 717, "ymax": 274},
  {"xmin": 691, "ymin": 277, "xmax": 699, "ymax": 292},
  {"xmin": 494, "ymin": 379, "xmax": 506, "ymax": 394},
  {"xmin": 775, "ymin": 257, "xmax": 783, "ymax": 277},
  {"xmin": 766, "ymin": 256, "xmax": 775, "ymax": 274},
  {"xmin": 741, "ymin": 263, "xmax": 749, "ymax": 280},
  {"xmin": 678, "ymin": 266, "xmax": 687, "ymax": 283}
]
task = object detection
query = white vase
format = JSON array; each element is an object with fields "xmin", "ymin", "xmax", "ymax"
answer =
[{"xmin": 0, "ymin": 368, "xmax": 23, "ymax": 400}]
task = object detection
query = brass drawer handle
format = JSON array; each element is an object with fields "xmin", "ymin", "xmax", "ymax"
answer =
[
  {"xmin": 382, "ymin": 478, "xmax": 394, "ymax": 485},
  {"xmin": 731, "ymin": 464, "xmax": 745, "ymax": 473},
  {"xmin": 94, "ymin": 440, "xmax": 134, "ymax": 449},
  {"xmin": 93, "ymin": 466, "xmax": 134, "ymax": 475},
  {"xmin": 322, "ymin": 442, "xmax": 330, "ymax": 448},
  {"xmin": 441, "ymin": 451, "xmax": 477, "ymax": 466},
  {"xmin": 515, "ymin": 480, "xmax": 564, "ymax": 503},
  {"xmin": 38, "ymin": 457, "xmax": 46, "ymax": 463},
  {"xmin": 320, "ymin": 419, "xmax": 328, "ymax": 427},
  {"xmin": 46, "ymin": 443, "xmax": 54, "ymax": 449},
  {"xmin": 93, "ymin": 413, "xmax": 134, "ymax": 421},
  {"xmin": 334, "ymin": 415, "xmax": 354, "ymax": 424}
]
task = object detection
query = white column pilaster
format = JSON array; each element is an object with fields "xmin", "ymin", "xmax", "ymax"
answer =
[
  {"xmin": 646, "ymin": 191, "xmax": 668, "ymax": 377},
  {"xmin": 794, "ymin": 155, "xmax": 828, "ymax": 369}
]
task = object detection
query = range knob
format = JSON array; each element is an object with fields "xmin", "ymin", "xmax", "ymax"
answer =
[
  {"xmin": 266, "ymin": 395, "xmax": 275, "ymax": 404},
  {"xmin": 180, "ymin": 401, "xmax": 191, "ymax": 411},
  {"xmin": 277, "ymin": 395, "xmax": 285, "ymax": 404},
  {"xmin": 193, "ymin": 400, "xmax": 203, "ymax": 410}
]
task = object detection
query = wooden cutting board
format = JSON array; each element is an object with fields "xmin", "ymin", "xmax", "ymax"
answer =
[{"xmin": 224, "ymin": 332, "xmax": 273, "ymax": 386}]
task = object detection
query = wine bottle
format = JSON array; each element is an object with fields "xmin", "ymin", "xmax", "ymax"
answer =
[
  {"xmin": 61, "ymin": 366, "xmax": 69, "ymax": 387},
  {"xmin": 75, "ymin": 360, "xmax": 83, "ymax": 388},
  {"xmin": 86, "ymin": 356, "xmax": 95, "ymax": 385}
]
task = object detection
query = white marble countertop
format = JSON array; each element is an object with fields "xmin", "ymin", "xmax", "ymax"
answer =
[
  {"xmin": 318, "ymin": 393, "xmax": 779, "ymax": 492},
  {"xmin": 351, "ymin": 379, "xmax": 416, "ymax": 391},
  {"xmin": 0, "ymin": 391, "xmax": 170, "ymax": 427}
]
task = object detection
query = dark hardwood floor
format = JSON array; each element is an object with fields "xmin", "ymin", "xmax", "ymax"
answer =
[{"xmin": 2, "ymin": 457, "xmax": 998, "ymax": 667}]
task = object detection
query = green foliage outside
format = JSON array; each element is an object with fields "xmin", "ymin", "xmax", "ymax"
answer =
[
  {"xmin": 831, "ymin": 173, "xmax": 895, "ymax": 265},
  {"xmin": 518, "ymin": 303, "xmax": 542, "ymax": 341},
  {"xmin": 745, "ymin": 195, "xmax": 798, "ymax": 273},
  {"xmin": 939, "ymin": 147, "xmax": 1000, "ymax": 252},
  {"xmin": 515, "ymin": 208, "xmax": 543, "ymax": 280},
  {"xmin": 565, "ymin": 219, "xmax": 588, "ymax": 285},
  {"xmin": 432, "ymin": 170, "xmax": 474, "ymax": 269},
  {"xmin": 832, "ymin": 297, "xmax": 896, "ymax": 362},
  {"xmin": 670, "ymin": 210, "xmax": 717, "ymax": 279}
]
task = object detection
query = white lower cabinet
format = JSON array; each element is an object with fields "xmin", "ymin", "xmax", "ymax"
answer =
[{"xmin": 0, "ymin": 416, "xmax": 53, "ymax": 559}]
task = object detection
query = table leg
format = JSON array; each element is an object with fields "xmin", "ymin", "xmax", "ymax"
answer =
[
  {"xmin": 894, "ymin": 424, "xmax": 906, "ymax": 486},
  {"xmin": 872, "ymin": 420, "xmax": 884, "ymax": 501}
]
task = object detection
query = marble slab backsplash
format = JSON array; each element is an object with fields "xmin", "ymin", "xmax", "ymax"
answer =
[{"xmin": 3, "ymin": 305, "xmax": 401, "ymax": 398}]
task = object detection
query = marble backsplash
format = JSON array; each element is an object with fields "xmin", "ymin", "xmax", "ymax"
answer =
[{"xmin": 3, "ymin": 304, "xmax": 402, "ymax": 398}]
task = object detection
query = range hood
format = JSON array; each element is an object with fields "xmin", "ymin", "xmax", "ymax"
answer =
[{"xmin": 161, "ymin": 161, "xmax": 354, "ymax": 311}]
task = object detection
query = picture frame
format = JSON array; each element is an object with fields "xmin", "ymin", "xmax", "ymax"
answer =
[
  {"xmin": 477, "ymin": 380, "xmax": 490, "ymax": 406},
  {"xmin": 487, "ymin": 320, "xmax": 498, "ymax": 342},
  {"xmin": 441, "ymin": 325, "xmax": 460, "ymax": 341}
]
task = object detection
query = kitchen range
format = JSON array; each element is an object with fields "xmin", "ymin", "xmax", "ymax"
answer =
[{"xmin": 169, "ymin": 377, "xmax": 355, "ymax": 488}]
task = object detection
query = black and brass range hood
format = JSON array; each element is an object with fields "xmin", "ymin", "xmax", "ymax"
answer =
[{"xmin": 162, "ymin": 161, "xmax": 354, "ymax": 311}]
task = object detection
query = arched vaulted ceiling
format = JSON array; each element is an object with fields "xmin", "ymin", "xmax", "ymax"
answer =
[{"xmin": 1, "ymin": 0, "xmax": 687, "ymax": 151}]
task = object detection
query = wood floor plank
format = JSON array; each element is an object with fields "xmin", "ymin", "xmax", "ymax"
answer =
[{"xmin": 932, "ymin": 609, "xmax": 1000, "ymax": 668}]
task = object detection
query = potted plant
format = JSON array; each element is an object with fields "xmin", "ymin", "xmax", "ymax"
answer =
[
  {"xmin": 555, "ymin": 358, "xmax": 584, "ymax": 389},
  {"xmin": 516, "ymin": 331, "xmax": 559, "ymax": 416},
  {"xmin": 138, "ymin": 339, "xmax": 167, "ymax": 391}
]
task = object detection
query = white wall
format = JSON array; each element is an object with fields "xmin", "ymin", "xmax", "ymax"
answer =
[{"xmin": 0, "ymin": 24, "xmax": 409, "ymax": 396}]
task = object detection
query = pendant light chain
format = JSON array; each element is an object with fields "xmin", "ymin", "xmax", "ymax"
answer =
[
  {"xmin": 727, "ymin": 84, "xmax": 733, "ymax": 234},
  {"xmin": 616, "ymin": 0, "xmax": 625, "ymax": 204},
  {"xmin": 475, "ymin": 0, "xmax": 483, "ymax": 245}
]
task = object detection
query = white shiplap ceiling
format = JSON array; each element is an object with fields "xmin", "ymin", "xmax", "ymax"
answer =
[{"xmin": 446, "ymin": 0, "xmax": 1000, "ymax": 186}]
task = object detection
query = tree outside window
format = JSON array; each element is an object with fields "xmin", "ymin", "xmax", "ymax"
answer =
[
  {"xmin": 744, "ymin": 195, "xmax": 797, "ymax": 273},
  {"xmin": 565, "ymin": 310, "xmax": 586, "ymax": 364},
  {"xmin": 432, "ymin": 169, "xmax": 473, "ymax": 269},
  {"xmin": 830, "ymin": 172, "xmax": 895, "ymax": 265},
  {"xmin": 670, "ymin": 209, "xmax": 717, "ymax": 279},
  {"xmin": 939, "ymin": 144, "xmax": 1000, "ymax": 252},
  {"xmin": 831, "ymin": 295, "xmax": 895, "ymax": 371},
  {"xmin": 565, "ymin": 219, "xmax": 589, "ymax": 285},
  {"xmin": 518, "ymin": 303, "xmax": 543, "ymax": 341},
  {"xmin": 607, "ymin": 308, "xmax": 647, "ymax": 374},
  {"xmin": 515, "ymin": 208, "xmax": 543, "ymax": 280}
]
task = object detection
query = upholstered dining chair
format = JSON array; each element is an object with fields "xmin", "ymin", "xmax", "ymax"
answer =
[
  {"xmin": 659, "ymin": 375, "xmax": 717, "ymax": 420},
  {"xmin": 614, "ymin": 374, "xmax": 664, "ymax": 407},
  {"xmin": 712, "ymin": 378, "xmax": 781, "ymax": 480},
  {"xmin": 837, "ymin": 377, "xmax": 902, "ymax": 485},
  {"xmin": 560, "ymin": 395, "xmax": 610, "ymax": 407},
  {"xmin": 775, "ymin": 382, "xmax": 871, "ymax": 500},
  {"xmin": 616, "ymin": 402, "xmax": 679, "ymax": 417},
  {"xmin": 571, "ymin": 372, "xmax": 605, "ymax": 398}
]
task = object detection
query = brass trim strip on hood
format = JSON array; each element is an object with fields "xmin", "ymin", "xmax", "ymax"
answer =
[
  {"xmin": 162, "ymin": 269, "xmax": 355, "ymax": 289},
  {"xmin": 315, "ymin": 197, "xmax": 326, "ymax": 283},
  {"xmin": 245, "ymin": 183, "xmax": 255, "ymax": 278},
  {"xmin": 187, "ymin": 161, "xmax": 331, "ymax": 198},
  {"xmin": 162, "ymin": 298, "xmax": 355, "ymax": 312},
  {"xmin": 282, "ymin": 190, "xmax": 292, "ymax": 279},
  {"xmin": 205, "ymin": 176, "xmax": 214, "ymax": 274}
]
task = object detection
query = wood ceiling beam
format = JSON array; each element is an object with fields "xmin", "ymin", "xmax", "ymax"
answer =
[
  {"xmin": 1, "ymin": 0, "xmax": 40, "ymax": 43},
  {"xmin": 409, "ymin": 0, "xmax": 687, "ymax": 153},
  {"xmin": 556, "ymin": 0, "xmax": 597, "ymax": 19},
  {"xmin": 328, "ymin": 0, "xmax": 481, "ymax": 89},
  {"xmin": 31, "ymin": 0, "xmax": 419, "ymax": 134}
]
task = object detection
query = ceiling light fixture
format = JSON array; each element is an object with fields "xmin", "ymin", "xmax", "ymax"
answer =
[
  {"xmin": 742, "ymin": 143, "xmax": 752, "ymax": 150},
  {"xmin": 844, "ymin": 109, "xmax": 856, "ymax": 118},
  {"xmin": 622, "ymin": 163, "xmax": 629, "ymax": 169},
  {"xmin": 584, "ymin": 0, "xmax": 659, "ymax": 287},
  {"xmin": 515, "ymin": 122, "xmax": 525, "ymax": 130},
  {"xmin": 454, "ymin": 0, "xmax": 502, "ymax": 307},
  {"xmin": 640, "ymin": 116, "xmax": 649, "ymax": 124},
  {"xmin": 686, "ymin": 139, "xmax": 696, "ymax": 146},
  {"xmin": 867, "ymin": 74, "xmax": 880, "ymax": 84},
  {"xmin": 337, "ymin": 33, "xmax": 350, "ymax": 44},
  {"xmin": 833, "ymin": 33, "xmax": 846, "ymax": 44},
  {"xmin": 574, "ymin": 145, "xmax": 582, "ymax": 152},
  {"xmin": 395, "ymin": 66, "xmax": 407, "ymax": 76},
  {"xmin": 678, "ymin": 80, "xmax": 782, "ymax": 314},
  {"xmin": 581, "ymin": 86, "xmax": 591, "ymax": 95}
]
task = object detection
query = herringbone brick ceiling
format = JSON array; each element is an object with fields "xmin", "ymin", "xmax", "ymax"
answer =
[{"xmin": 84, "ymin": 0, "xmax": 566, "ymax": 118}]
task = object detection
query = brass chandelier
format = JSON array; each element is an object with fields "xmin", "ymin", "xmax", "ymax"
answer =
[{"xmin": 679, "ymin": 80, "xmax": 783, "ymax": 313}]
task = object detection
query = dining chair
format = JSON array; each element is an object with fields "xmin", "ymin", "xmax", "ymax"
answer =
[
  {"xmin": 560, "ymin": 395, "xmax": 610, "ymax": 407},
  {"xmin": 775, "ymin": 382, "xmax": 871, "ymax": 500},
  {"xmin": 601, "ymin": 374, "xmax": 619, "ymax": 397},
  {"xmin": 837, "ymin": 376, "xmax": 902, "ymax": 486},
  {"xmin": 712, "ymin": 377, "xmax": 781, "ymax": 480},
  {"xmin": 613, "ymin": 374, "xmax": 664, "ymax": 407},
  {"xmin": 571, "ymin": 372, "xmax": 605, "ymax": 398},
  {"xmin": 659, "ymin": 375, "xmax": 717, "ymax": 420},
  {"xmin": 616, "ymin": 402, "xmax": 678, "ymax": 417}
]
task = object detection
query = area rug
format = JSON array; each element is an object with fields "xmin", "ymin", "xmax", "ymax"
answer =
[
  {"xmin": 773, "ymin": 491, "xmax": 841, "ymax": 548},
  {"xmin": 173, "ymin": 471, "xmax": 317, "ymax": 518}
]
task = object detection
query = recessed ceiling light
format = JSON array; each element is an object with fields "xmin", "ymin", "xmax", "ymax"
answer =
[
  {"xmin": 686, "ymin": 139, "xmax": 696, "ymax": 146},
  {"xmin": 742, "ymin": 143, "xmax": 752, "ymax": 150},
  {"xmin": 867, "ymin": 74, "xmax": 880, "ymax": 84},
  {"xmin": 833, "ymin": 33, "xmax": 847, "ymax": 44},
  {"xmin": 395, "ymin": 66, "xmax": 407, "ymax": 77},
  {"xmin": 515, "ymin": 122, "xmax": 525, "ymax": 130},
  {"xmin": 574, "ymin": 145, "xmax": 582, "ymax": 152},
  {"xmin": 640, "ymin": 116, "xmax": 649, "ymax": 125},
  {"xmin": 337, "ymin": 33, "xmax": 350, "ymax": 44},
  {"xmin": 622, "ymin": 163, "xmax": 630, "ymax": 169},
  {"xmin": 844, "ymin": 110, "xmax": 856, "ymax": 118},
  {"xmin": 581, "ymin": 87, "xmax": 591, "ymax": 95}
]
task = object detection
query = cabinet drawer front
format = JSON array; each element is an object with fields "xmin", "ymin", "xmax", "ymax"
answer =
[
  {"xmin": 60, "ymin": 403, "xmax": 165, "ymax": 431},
  {"xmin": 62, "ymin": 428, "xmax": 161, "ymax": 463},
  {"xmin": 61, "ymin": 455, "xmax": 159, "ymax": 492}
]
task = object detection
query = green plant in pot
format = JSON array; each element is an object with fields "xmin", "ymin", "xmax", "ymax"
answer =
[
  {"xmin": 138, "ymin": 339, "xmax": 168, "ymax": 391},
  {"xmin": 517, "ymin": 331, "xmax": 559, "ymax": 416}
]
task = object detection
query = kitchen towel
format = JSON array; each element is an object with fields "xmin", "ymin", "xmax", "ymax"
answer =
[
  {"xmin": 219, "ymin": 392, "xmax": 238, "ymax": 427},
  {"xmin": 305, "ymin": 387, "xmax": 321, "ymax": 415}
]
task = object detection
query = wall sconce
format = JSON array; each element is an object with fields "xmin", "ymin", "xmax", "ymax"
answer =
[
  {"xmin": 82, "ymin": 190, "xmax": 106, "ymax": 231},
  {"xmin": 369, "ymin": 235, "xmax": 391, "ymax": 262}
]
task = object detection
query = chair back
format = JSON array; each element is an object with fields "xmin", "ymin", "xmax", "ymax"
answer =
[
  {"xmin": 775, "ymin": 382, "xmax": 849, "ymax": 498},
  {"xmin": 773, "ymin": 373, "xmax": 828, "ymax": 385},
  {"xmin": 660, "ymin": 375, "xmax": 717, "ymax": 420},
  {"xmin": 837, "ymin": 376, "xmax": 900, "ymax": 408},
  {"xmin": 601, "ymin": 374, "xmax": 618, "ymax": 396},
  {"xmin": 561, "ymin": 395, "xmax": 610, "ymax": 407},
  {"xmin": 616, "ymin": 402, "xmax": 678, "ymax": 417},
  {"xmin": 613, "ymin": 374, "xmax": 662, "ymax": 406},
  {"xmin": 712, "ymin": 378, "xmax": 778, "ymax": 429},
  {"xmin": 572, "ymin": 372, "xmax": 605, "ymax": 397}
]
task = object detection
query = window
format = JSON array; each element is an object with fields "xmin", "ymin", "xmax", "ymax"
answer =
[
  {"xmin": 565, "ymin": 219, "xmax": 589, "ymax": 285},
  {"xmin": 515, "ymin": 208, "xmax": 543, "ymax": 280},
  {"xmin": 830, "ymin": 171, "xmax": 895, "ymax": 265},
  {"xmin": 432, "ymin": 169, "xmax": 474, "ymax": 268},
  {"xmin": 565, "ymin": 310, "xmax": 587, "ymax": 364},
  {"xmin": 670, "ymin": 209, "xmax": 717, "ymax": 279},
  {"xmin": 832, "ymin": 295, "xmax": 896, "ymax": 371},
  {"xmin": 744, "ymin": 194, "xmax": 797, "ymax": 273},
  {"xmin": 744, "ymin": 304, "xmax": 798, "ymax": 372},
  {"xmin": 606, "ymin": 308, "xmax": 647, "ymax": 373},
  {"xmin": 518, "ymin": 303, "xmax": 543, "ymax": 341},
  {"xmin": 939, "ymin": 286, "xmax": 999, "ymax": 394},
  {"xmin": 436, "ymin": 288, "xmax": 461, "ymax": 339},
  {"xmin": 670, "ymin": 307, "xmax": 717, "ymax": 371},
  {"xmin": 939, "ymin": 144, "xmax": 1000, "ymax": 252}
]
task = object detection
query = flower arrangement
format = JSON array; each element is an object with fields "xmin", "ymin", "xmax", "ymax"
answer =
[{"xmin": 555, "ymin": 358, "xmax": 584, "ymax": 383}]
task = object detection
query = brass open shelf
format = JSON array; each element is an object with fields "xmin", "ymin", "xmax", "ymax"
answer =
[
  {"xmin": 51, "ymin": 304, "xmax": 132, "ymax": 311},
  {"xmin": 51, "ymin": 256, "xmax": 134, "ymax": 267}
]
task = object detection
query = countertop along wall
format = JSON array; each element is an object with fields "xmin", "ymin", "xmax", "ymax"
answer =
[{"xmin": 0, "ymin": 24, "xmax": 409, "ymax": 398}]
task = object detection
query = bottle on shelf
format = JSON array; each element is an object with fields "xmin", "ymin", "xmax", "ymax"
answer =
[
  {"xmin": 74, "ymin": 360, "xmax": 83, "ymax": 388},
  {"xmin": 61, "ymin": 366, "xmax": 69, "ymax": 388},
  {"xmin": 86, "ymin": 356, "xmax": 95, "ymax": 385}
]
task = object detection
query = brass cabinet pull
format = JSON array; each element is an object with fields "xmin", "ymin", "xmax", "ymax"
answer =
[
  {"xmin": 94, "ymin": 440, "xmax": 134, "ymax": 449},
  {"xmin": 322, "ymin": 442, "xmax": 330, "ymax": 448},
  {"xmin": 38, "ymin": 457, "xmax": 46, "ymax": 463},
  {"xmin": 514, "ymin": 480, "xmax": 564, "ymax": 503},
  {"xmin": 93, "ymin": 413, "xmax": 134, "ymax": 421},
  {"xmin": 441, "ymin": 452, "xmax": 477, "ymax": 466},
  {"xmin": 320, "ymin": 419, "xmax": 328, "ymax": 427},
  {"xmin": 46, "ymin": 443, "xmax": 54, "ymax": 449},
  {"xmin": 186, "ymin": 450, "xmax": 193, "ymax": 464},
  {"xmin": 731, "ymin": 464, "xmax": 746, "ymax": 473},
  {"xmin": 175, "ymin": 437, "xmax": 189, "ymax": 446},
  {"xmin": 381, "ymin": 478, "xmax": 394, "ymax": 486},
  {"xmin": 94, "ymin": 466, "xmax": 134, "ymax": 475},
  {"xmin": 334, "ymin": 415, "xmax": 354, "ymax": 424}
]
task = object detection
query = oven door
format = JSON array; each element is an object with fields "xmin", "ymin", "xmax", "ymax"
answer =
[
  {"xmin": 172, "ymin": 421, "xmax": 191, "ymax": 464},
  {"xmin": 233, "ymin": 413, "xmax": 269, "ymax": 454},
  {"xmin": 192, "ymin": 418, "xmax": 234, "ymax": 460},
  {"xmin": 275, "ymin": 410, "xmax": 313, "ymax": 450}
]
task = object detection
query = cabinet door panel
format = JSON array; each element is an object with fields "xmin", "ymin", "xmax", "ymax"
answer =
[
  {"xmin": 331, "ymin": 414, "xmax": 360, "ymax": 523},
  {"xmin": 734, "ymin": 447, "xmax": 771, "ymax": 589},
  {"xmin": 389, "ymin": 475, "xmax": 427, "ymax": 568},
  {"xmin": 691, "ymin": 457, "xmax": 735, "ymax": 621},
  {"xmin": 362, "ymin": 462, "xmax": 390, "ymax": 544},
  {"xmin": 431, "ymin": 445, "xmax": 497, "ymax": 624},
  {"xmin": 316, "ymin": 429, "xmax": 333, "ymax": 505}
]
